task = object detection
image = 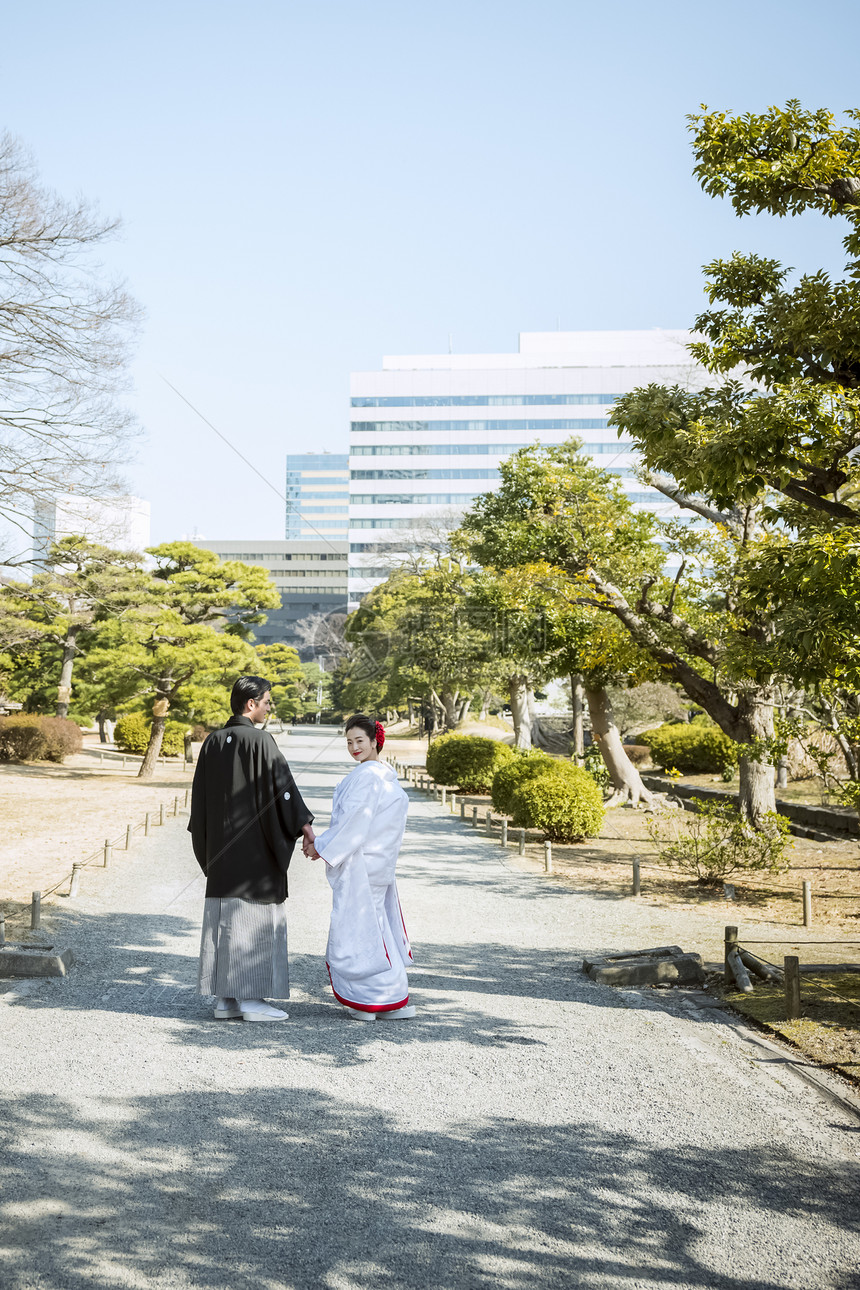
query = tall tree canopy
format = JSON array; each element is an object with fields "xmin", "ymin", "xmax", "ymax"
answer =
[
  {"xmin": 460, "ymin": 442, "xmax": 784, "ymax": 824},
  {"xmin": 84, "ymin": 543, "xmax": 279, "ymax": 776}
]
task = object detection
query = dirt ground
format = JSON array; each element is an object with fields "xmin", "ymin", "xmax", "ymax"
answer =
[{"xmin": 0, "ymin": 735, "xmax": 193, "ymax": 925}]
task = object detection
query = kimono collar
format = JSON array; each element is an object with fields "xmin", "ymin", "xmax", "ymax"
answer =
[{"xmin": 225, "ymin": 715, "xmax": 256, "ymax": 729}]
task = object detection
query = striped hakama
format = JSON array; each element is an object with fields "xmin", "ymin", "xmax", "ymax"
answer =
[{"xmin": 197, "ymin": 897, "xmax": 289, "ymax": 1000}]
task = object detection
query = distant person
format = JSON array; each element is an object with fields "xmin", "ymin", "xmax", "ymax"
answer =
[
  {"xmin": 423, "ymin": 705, "xmax": 435, "ymax": 742},
  {"xmin": 190, "ymin": 675, "xmax": 314, "ymax": 1022},
  {"xmin": 302, "ymin": 715, "xmax": 414, "ymax": 1021}
]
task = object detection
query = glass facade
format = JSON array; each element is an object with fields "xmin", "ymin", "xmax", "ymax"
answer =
[
  {"xmin": 351, "ymin": 418, "xmax": 609, "ymax": 433},
  {"xmin": 351, "ymin": 441, "xmax": 632, "ymax": 456},
  {"xmin": 351, "ymin": 469, "xmax": 500, "ymax": 482},
  {"xmin": 351, "ymin": 394, "xmax": 622, "ymax": 407},
  {"xmin": 285, "ymin": 453, "xmax": 349, "ymax": 539}
]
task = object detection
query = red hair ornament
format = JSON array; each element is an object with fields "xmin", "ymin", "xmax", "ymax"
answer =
[{"xmin": 375, "ymin": 721, "xmax": 386, "ymax": 750}]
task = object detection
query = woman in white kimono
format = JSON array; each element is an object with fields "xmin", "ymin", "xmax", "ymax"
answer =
[{"xmin": 304, "ymin": 715, "xmax": 414, "ymax": 1021}]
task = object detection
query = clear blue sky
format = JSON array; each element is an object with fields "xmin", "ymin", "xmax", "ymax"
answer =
[{"xmin": 1, "ymin": 0, "xmax": 857, "ymax": 543}]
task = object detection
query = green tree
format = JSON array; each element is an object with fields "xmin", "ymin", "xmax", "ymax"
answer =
[
  {"xmin": 460, "ymin": 441, "xmax": 785, "ymax": 824},
  {"xmin": 608, "ymin": 101, "xmax": 860, "ymax": 815},
  {"xmin": 0, "ymin": 537, "xmax": 144, "ymax": 717},
  {"xmin": 84, "ymin": 543, "xmax": 279, "ymax": 777},
  {"xmin": 336, "ymin": 563, "xmax": 490, "ymax": 729},
  {"xmin": 255, "ymin": 642, "xmax": 307, "ymax": 721}
]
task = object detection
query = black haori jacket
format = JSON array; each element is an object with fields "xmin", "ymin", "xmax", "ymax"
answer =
[{"xmin": 188, "ymin": 716, "xmax": 313, "ymax": 903}]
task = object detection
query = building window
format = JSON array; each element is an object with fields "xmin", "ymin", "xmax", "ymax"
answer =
[
  {"xmin": 350, "ymin": 394, "xmax": 622, "ymax": 408},
  {"xmin": 350, "ymin": 418, "xmax": 609, "ymax": 433}
]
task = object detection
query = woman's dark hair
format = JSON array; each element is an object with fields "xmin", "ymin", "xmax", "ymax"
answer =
[
  {"xmin": 230, "ymin": 675, "xmax": 271, "ymax": 716},
  {"xmin": 346, "ymin": 713, "xmax": 380, "ymax": 750}
]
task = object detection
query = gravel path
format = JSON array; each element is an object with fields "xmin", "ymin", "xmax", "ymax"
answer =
[{"xmin": 2, "ymin": 727, "xmax": 859, "ymax": 1290}]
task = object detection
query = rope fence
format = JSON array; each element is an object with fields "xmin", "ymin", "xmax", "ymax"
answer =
[
  {"xmin": 1, "ymin": 787, "xmax": 191, "ymax": 942},
  {"xmin": 387, "ymin": 756, "xmax": 860, "ymax": 1024}
]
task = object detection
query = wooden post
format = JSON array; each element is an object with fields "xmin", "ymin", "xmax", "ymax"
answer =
[
  {"xmin": 500, "ymin": 818, "xmax": 507, "ymax": 848},
  {"xmin": 472, "ymin": 806, "xmax": 478, "ymax": 828},
  {"xmin": 184, "ymin": 787, "xmax": 190, "ymax": 807},
  {"xmin": 174, "ymin": 795, "xmax": 179, "ymax": 817},
  {"xmin": 544, "ymin": 841, "xmax": 552, "ymax": 873},
  {"xmin": 31, "ymin": 891, "xmax": 41, "ymax": 930},
  {"xmin": 0, "ymin": 913, "xmax": 5, "ymax": 946},
  {"xmin": 632, "ymin": 857, "xmax": 641, "ymax": 896},
  {"xmin": 486, "ymin": 812, "xmax": 493, "ymax": 836},
  {"xmin": 144, "ymin": 811, "xmax": 151, "ymax": 837},
  {"xmin": 450, "ymin": 793, "xmax": 456, "ymax": 814},
  {"xmin": 69, "ymin": 864, "xmax": 81, "ymax": 897},
  {"xmin": 126, "ymin": 824, "xmax": 133, "ymax": 850},
  {"xmin": 802, "ymin": 881, "xmax": 812, "ymax": 927},
  {"xmin": 159, "ymin": 803, "xmax": 165, "ymax": 827},
  {"xmin": 441, "ymin": 787, "xmax": 447, "ymax": 808},
  {"xmin": 518, "ymin": 828, "xmax": 525, "ymax": 856},
  {"xmin": 724, "ymin": 926, "xmax": 738, "ymax": 987},
  {"xmin": 784, "ymin": 955, "xmax": 802, "ymax": 1019},
  {"xmin": 460, "ymin": 801, "xmax": 466, "ymax": 820},
  {"xmin": 103, "ymin": 841, "xmax": 112, "ymax": 868}
]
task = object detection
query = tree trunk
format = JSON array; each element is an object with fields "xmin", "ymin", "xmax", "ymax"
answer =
[
  {"xmin": 456, "ymin": 696, "xmax": 472, "ymax": 725},
  {"xmin": 138, "ymin": 691, "xmax": 170, "ymax": 779},
  {"xmin": 437, "ymin": 689, "xmax": 460, "ymax": 729},
  {"xmin": 735, "ymin": 694, "xmax": 776, "ymax": 826},
  {"xmin": 97, "ymin": 709, "xmax": 108, "ymax": 744},
  {"xmin": 55, "ymin": 626, "xmax": 81, "ymax": 719},
  {"xmin": 570, "ymin": 673, "xmax": 585, "ymax": 760},
  {"xmin": 509, "ymin": 675, "xmax": 532, "ymax": 749},
  {"xmin": 478, "ymin": 687, "xmax": 492, "ymax": 722},
  {"xmin": 585, "ymin": 685, "xmax": 656, "ymax": 808}
]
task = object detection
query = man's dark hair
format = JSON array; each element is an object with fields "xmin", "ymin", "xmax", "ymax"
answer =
[
  {"xmin": 345, "ymin": 712, "xmax": 379, "ymax": 749},
  {"xmin": 231, "ymin": 675, "xmax": 271, "ymax": 716}
]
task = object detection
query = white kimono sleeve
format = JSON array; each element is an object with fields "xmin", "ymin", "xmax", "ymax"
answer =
[{"xmin": 315, "ymin": 769, "xmax": 385, "ymax": 869}]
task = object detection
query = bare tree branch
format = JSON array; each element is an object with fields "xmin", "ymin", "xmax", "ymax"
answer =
[{"xmin": 0, "ymin": 133, "xmax": 141, "ymax": 534}]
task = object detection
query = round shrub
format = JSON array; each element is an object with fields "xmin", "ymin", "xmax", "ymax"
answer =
[
  {"xmin": 509, "ymin": 764, "xmax": 605, "ymax": 841},
  {"xmin": 39, "ymin": 717, "xmax": 83, "ymax": 761},
  {"xmin": 491, "ymin": 749, "xmax": 555, "ymax": 814},
  {"xmin": 426, "ymin": 733, "xmax": 514, "ymax": 793},
  {"xmin": 640, "ymin": 724, "xmax": 737, "ymax": 775},
  {"xmin": 115, "ymin": 713, "xmax": 149, "ymax": 753},
  {"xmin": 0, "ymin": 715, "xmax": 82, "ymax": 763},
  {"xmin": 0, "ymin": 715, "xmax": 49, "ymax": 762},
  {"xmin": 115, "ymin": 713, "xmax": 186, "ymax": 757}
]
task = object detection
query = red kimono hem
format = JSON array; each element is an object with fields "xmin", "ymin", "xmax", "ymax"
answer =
[{"xmin": 326, "ymin": 963, "xmax": 409, "ymax": 1013}]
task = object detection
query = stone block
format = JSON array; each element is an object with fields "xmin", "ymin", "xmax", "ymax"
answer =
[
  {"xmin": 0, "ymin": 945, "xmax": 75, "ymax": 978},
  {"xmin": 583, "ymin": 945, "xmax": 705, "ymax": 987}
]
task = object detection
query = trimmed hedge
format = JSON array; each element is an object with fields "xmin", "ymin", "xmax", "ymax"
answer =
[
  {"xmin": 491, "ymin": 750, "xmax": 556, "ymax": 814},
  {"xmin": 115, "ymin": 713, "xmax": 186, "ymax": 757},
  {"xmin": 0, "ymin": 715, "xmax": 82, "ymax": 763},
  {"xmin": 640, "ymin": 724, "xmax": 737, "ymax": 775},
  {"xmin": 509, "ymin": 763, "xmax": 605, "ymax": 842},
  {"xmin": 426, "ymin": 733, "xmax": 514, "ymax": 793}
]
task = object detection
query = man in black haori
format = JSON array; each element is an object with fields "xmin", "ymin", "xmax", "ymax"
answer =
[{"xmin": 190, "ymin": 675, "xmax": 313, "ymax": 1022}]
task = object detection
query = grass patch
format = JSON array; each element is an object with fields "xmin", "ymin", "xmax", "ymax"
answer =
[{"xmin": 723, "ymin": 970, "xmax": 860, "ymax": 1086}]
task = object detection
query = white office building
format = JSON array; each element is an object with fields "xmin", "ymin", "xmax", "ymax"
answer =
[
  {"xmin": 32, "ymin": 493, "xmax": 151, "ymax": 564},
  {"xmin": 348, "ymin": 330, "xmax": 706, "ymax": 604}
]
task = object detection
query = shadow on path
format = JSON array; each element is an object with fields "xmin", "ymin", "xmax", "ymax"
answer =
[{"xmin": 1, "ymin": 1087, "xmax": 858, "ymax": 1290}]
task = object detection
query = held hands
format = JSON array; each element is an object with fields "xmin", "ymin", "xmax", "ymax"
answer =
[{"xmin": 301, "ymin": 822, "xmax": 321, "ymax": 861}]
